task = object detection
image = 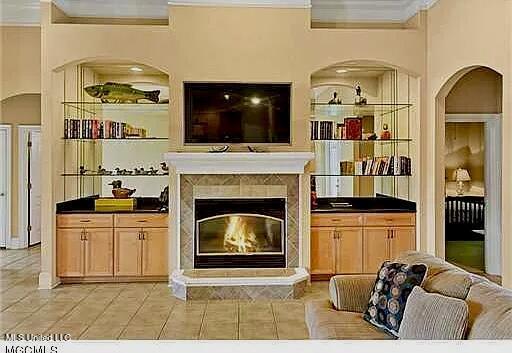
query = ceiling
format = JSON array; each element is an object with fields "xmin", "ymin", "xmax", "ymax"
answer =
[{"xmin": 0, "ymin": 0, "xmax": 438, "ymax": 25}]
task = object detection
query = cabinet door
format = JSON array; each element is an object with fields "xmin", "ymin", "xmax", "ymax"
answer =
[
  {"xmin": 114, "ymin": 228, "xmax": 142, "ymax": 276},
  {"xmin": 335, "ymin": 227, "xmax": 363, "ymax": 274},
  {"xmin": 390, "ymin": 227, "xmax": 416, "ymax": 259},
  {"xmin": 57, "ymin": 228, "xmax": 84, "ymax": 277},
  {"xmin": 310, "ymin": 227, "xmax": 336, "ymax": 275},
  {"xmin": 141, "ymin": 228, "xmax": 168, "ymax": 276},
  {"xmin": 84, "ymin": 228, "xmax": 114, "ymax": 277},
  {"xmin": 363, "ymin": 227, "xmax": 391, "ymax": 274}
]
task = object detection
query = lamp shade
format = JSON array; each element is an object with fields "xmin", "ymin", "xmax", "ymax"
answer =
[{"xmin": 453, "ymin": 168, "xmax": 471, "ymax": 182}]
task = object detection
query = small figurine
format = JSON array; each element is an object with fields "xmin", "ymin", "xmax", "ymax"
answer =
[
  {"xmin": 354, "ymin": 84, "xmax": 367, "ymax": 105},
  {"xmin": 328, "ymin": 92, "xmax": 342, "ymax": 105},
  {"xmin": 108, "ymin": 180, "xmax": 136, "ymax": 199},
  {"xmin": 355, "ymin": 84, "xmax": 362, "ymax": 98},
  {"xmin": 380, "ymin": 124, "xmax": 391, "ymax": 140},
  {"xmin": 79, "ymin": 166, "xmax": 87, "ymax": 175},
  {"xmin": 367, "ymin": 133, "xmax": 378, "ymax": 140},
  {"xmin": 148, "ymin": 167, "xmax": 158, "ymax": 175},
  {"xmin": 160, "ymin": 162, "xmax": 169, "ymax": 172},
  {"xmin": 97, "ymin": 165, "xmax": 112, "ymax": 175}
]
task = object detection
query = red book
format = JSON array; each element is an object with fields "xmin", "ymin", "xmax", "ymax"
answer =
[{"xmin": 344, "ymin": 117, "xmax": 362, "ymax": 140}]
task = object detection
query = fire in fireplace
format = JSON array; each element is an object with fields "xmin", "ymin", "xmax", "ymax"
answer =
[{"xmin": 194, "ymin": 198, "xmax": 286, "ymax": 268}]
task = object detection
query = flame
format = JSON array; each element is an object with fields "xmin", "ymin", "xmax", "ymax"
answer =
[{"xmin": 223, "ymin": 216, "xmax": 260, "ymax": 253}]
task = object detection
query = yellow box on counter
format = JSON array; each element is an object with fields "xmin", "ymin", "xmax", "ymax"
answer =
[{"xmin": 94, "ymin": 198, "xmax": 137, "ymax": 212}]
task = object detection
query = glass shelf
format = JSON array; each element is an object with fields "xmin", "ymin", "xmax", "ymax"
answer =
[
  {"xmin": 312, "ymin": 138, "xmax": 411, "ymax": 142},
  {"xmin": 62, "ymin": 137, "xmax": 168, "ymax": 141},
  {"xmin": 311, "ymin": 103, "xmax": 412, "ymax": 118},
  {"xmin": 312, "ymin": 174, "xmax": 411, "ymax": 177},
  {"xmin": 62, "ymin": 101, "xmax": 169, "ymax": 115},
  {"xmin": 61, "ymin": 173, "xmax": 169, "ymax": 177}
]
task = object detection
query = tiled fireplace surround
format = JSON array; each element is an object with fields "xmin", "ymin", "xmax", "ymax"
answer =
[
  {"xmin": 179, "ymin": 174, "xmax": 300, "ymax": 269},
  {"xmin": 165, "ymin": 152, "xmax": 314, "ymax": 300}
]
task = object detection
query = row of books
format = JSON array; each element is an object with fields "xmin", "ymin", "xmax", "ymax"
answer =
[
  {"xmin": 340, "ymin": 156, "xmax": 412, "ymax": 176},
  {"xmin": 310, "ymin": 118, "xmax": 362, "ymax": 140},
  {"xmin": 64, "ymin": 119, "xmax": 147, "ymax": 139}
]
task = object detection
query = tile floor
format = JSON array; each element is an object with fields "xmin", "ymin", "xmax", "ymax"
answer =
[{"xmin": 0, "ymin": 246, "xmax": 329, "ymax": 340}]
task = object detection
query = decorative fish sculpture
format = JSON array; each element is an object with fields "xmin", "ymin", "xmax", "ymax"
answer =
[{"xmin": 84, "ymin": 82, "xmax": 160, "ymax": 103}]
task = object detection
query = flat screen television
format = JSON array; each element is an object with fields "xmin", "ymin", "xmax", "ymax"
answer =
[{"xmin": 184, "ymin": 82, "xmax": 291, "ymax": 145}]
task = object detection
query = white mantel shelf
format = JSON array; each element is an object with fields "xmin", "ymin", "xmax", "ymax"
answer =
[{"xmin": 164, "ymin": 152, "xmax": 315, "ymax": 174}]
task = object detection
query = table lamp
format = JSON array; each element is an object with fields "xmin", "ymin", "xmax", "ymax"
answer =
[{"xmin": 453, "ymin": 168, "xmax": 471, "ymax": 196}]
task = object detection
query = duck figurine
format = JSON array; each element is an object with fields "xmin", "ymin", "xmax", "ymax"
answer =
[{"xmin": 108, "ymin": 180, "xmax": 136, "ymax": 199}]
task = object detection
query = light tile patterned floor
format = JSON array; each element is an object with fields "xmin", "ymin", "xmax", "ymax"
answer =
[{"xmin": 0, "ymin": 246, "xmax": 329, "ymax": 340}]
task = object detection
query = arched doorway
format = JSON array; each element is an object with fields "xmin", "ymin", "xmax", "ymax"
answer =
[{"xmin": 436, "ymin": 66, "xmax": 503, "ymax": 281}]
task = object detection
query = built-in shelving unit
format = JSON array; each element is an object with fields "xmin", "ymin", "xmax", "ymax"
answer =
[
  {"xmin": 60, "ymin": 64, "xmax": 169, "ymax": 200},
  {"xmin": 310, "ymin": 67, "xmax": 414, "ymax": 199}
]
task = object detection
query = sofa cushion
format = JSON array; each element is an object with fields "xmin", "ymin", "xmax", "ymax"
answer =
[
  {"xmin": 329, "ymin": 275, "xmax": 375, "ymax": 313},
  {"xmin": 466, "ymin": 281, "xmax": 512, "ymax": 339},
  {"xmin": 363, "ymin": 261, "xmax": 427, "ymax": 337},
  {"xmin": 395, "ymin": 251, "xmax": 485, "ymax": 299},
  {"xmin": 399, "ymin": 286, "xmax": 468, "ymax": 340},
  {"xmin": 305, "ymin": 300, "xmax": 394, "ymax": 340}
]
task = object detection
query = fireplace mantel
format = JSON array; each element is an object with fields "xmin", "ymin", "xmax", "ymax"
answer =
[{"xmin": 164, "ymin": 152, "xmax": 314, "ymax": 174}]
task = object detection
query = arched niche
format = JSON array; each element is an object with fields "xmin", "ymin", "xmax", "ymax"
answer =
[{"xmin": 309, "ymin": 60, "xmax": 421, "ymax": 223}]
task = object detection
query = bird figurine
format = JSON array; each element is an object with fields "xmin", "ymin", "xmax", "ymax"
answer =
[{"xmin": 108, "ymin": 180, "xmax": 136, "ymax": 199}]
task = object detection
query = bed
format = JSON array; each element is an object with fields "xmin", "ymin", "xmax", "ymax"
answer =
[{"xmin": 445, "ymin": 196, "xmax": 485, "ymax": 241}]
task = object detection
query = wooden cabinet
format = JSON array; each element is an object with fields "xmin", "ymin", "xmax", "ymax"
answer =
[
  {"xmin": 363, "ymin": 227, "xmax": 391, "ymax": 274},
  {"xmin": 57, "ymin": 227, "xmax": 113, "ymax": 277},
  {"xmin": 142, "ymin": 228, "xmax": 168, "ymax": 276},
  {"xmin": 84, "ymin": 228, "xmax": 114, "ymax": 276},
  {"xmin": 310, "ymin": 227, "xmax": 336, "ymax": 276},
  {"xmin": 115, "ymin": 227, "xmax": 168, "ymax": 277},
  {"xmin": 363, "ymin": 226, "xmax": 416, "ymax": 274},
  {"xmin": 114, "ymin": 228, "xmax": 142, "ymax": 276},
  {"xmin": 335, "ymin": 227, "xmax": 363, "ymax": 274},
  {"xmin": 390, "ymin": 227, "xmax": 416, "ymax": 259},
  {"xmin": 310, "ymin": 226, "xmax": 363, "ymax": 277},
  {"xmin": 57, "ymin": 213, "xmax": 168, "ymax": 282},
  {"xmin": 311, "ymin": 212, "xmax": 416, "ymax": 280},
  {"xmin": 57, "ymin": 228, "xmax": 85, "ymax": 277}
]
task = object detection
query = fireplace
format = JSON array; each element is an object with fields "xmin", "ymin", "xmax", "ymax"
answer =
[{"xmin": 194, "ymin": 198, "xmax": 286, "ymax": 268}]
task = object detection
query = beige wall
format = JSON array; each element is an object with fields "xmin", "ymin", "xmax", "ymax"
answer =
[
  {"xmin": 37, "ymin": 2, "xmax": 428, "ymax": 288},
  {"xmin": 36, "ymin": 0, "xmax": 512, "ymax": 289},
  {"xmin": 446, "ymin": 67, "xmax": 502, "ymax": 114},
  {"xmin": 0, "ymin": 94, "xmax": 41, "ymax": 238},
  {"xmin": 0, "ymin": 26, "xmax": 41, "ymax": 101},
  {"xmin": 426, "ymin": 0, "xmax": 511, "ymax": 286}
]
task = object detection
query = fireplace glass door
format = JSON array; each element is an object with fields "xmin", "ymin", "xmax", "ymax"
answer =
[
  {"xmin": 197, "ymin": 214, "xmax": 284, "ymax": 256},
  {"xmin": 194, "ymin": 198, "xmax": 286, "ymax": 268}
]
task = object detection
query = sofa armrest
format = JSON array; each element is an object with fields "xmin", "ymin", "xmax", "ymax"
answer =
[{"xmin": 329, "ymin": 275, "xmax": 376, "ymax": 313}]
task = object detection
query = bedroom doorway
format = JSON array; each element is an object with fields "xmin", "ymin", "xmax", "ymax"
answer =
[{"xmin": 444, "ymin": 115, "xmax": 502, "ymax": 277}]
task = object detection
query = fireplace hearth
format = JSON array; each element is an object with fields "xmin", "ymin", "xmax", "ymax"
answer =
[{"xmin": 194, "ymin": 198, "xmax": 286, "ymax": 268}]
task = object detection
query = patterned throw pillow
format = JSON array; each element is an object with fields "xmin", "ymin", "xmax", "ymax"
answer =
[{"xmin": 363, "ymin": 261, "xmax": 427, "ymax": 337}]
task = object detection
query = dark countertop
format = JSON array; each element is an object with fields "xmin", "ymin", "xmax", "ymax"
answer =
[
  {"xmin": 57, "ymin": 196, "xmax": 168, "ymax": 214},
  {"xmin": 312, "ymin": 195, "xmax": 416, "ymax": 214}
]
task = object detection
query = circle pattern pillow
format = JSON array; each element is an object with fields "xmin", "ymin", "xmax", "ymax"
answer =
[{"xmin": 363, "ymin": 261, "xmax": 428, "ymax": 337}]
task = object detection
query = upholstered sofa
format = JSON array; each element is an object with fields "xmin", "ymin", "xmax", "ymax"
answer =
[{"xmin": 305, "ymin": 251, "xmax": 512, "ymax": 339}]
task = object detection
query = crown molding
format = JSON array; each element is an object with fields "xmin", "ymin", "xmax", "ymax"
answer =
[
  {"xmin": 0, "ymin": 0, "xmax": 438, "ymax": 26},
  {"xmin": 312, "ymin": 0, "xmax": 438, "ymax": 23},
  {"xmin": 53, "ymin": 0, "xmax": 170, "ymax": 19},
  {"xmin": 168, "ymin": 0, "xmax": 311, "ymax": 8}
]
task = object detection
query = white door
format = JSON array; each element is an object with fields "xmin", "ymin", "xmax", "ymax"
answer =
[
  {"xmin": 29, "ymin": 131, "xmax": 41, "ymax": 246},
  {"xmin": 0, "ymin": 127, "xmax": 10, "ymax": 248}
]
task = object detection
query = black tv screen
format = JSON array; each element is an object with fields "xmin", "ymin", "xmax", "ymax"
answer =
[{"xmin": 184, "ymin": 82, "xmax": 291, "ymax": 144}]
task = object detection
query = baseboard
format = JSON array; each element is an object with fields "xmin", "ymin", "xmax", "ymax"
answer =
[{"xmin": 7, "ymin": 236, "xmax": 27, "ymax": 249}]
